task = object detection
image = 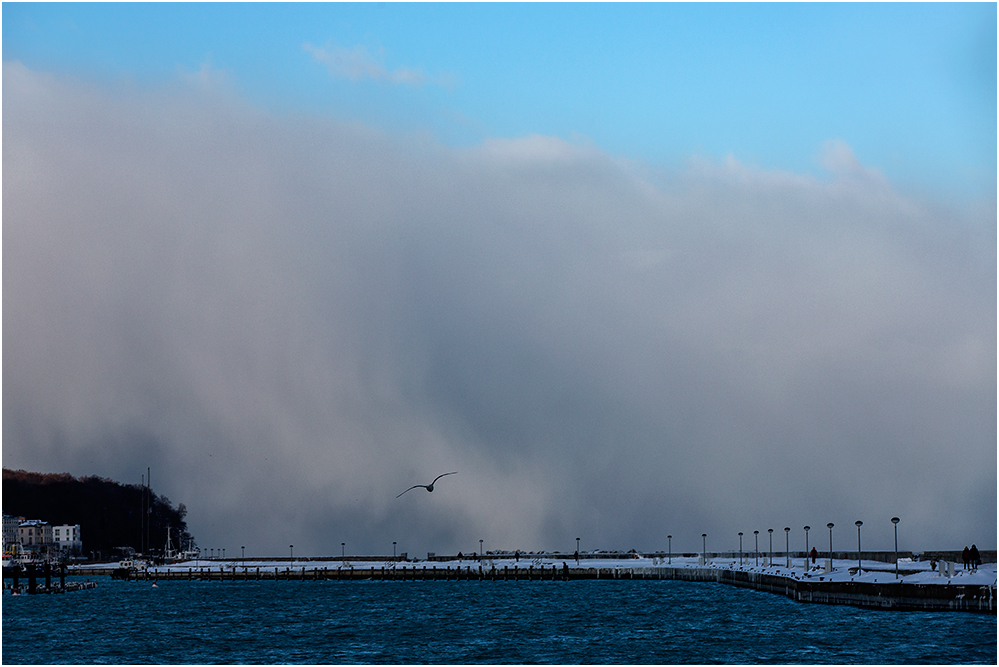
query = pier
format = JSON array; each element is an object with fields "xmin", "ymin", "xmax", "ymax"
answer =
[
  {"xmin": 674, "ymin": 565, "xmax": 995, "ymax": 614},
  {"xmin": 68, "ymin": 559, "xmax": 996, "ymax": 614},
  {"xmin": 3, "ymin": 562, "xmax": 99, "ymax": 595}
]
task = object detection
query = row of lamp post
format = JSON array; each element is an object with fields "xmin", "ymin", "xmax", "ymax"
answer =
[
  {"xmin": 236, "ymin": 516, "xmax": 903, "ymax": 580},
  {"xmin": 215, "ymin": 541, "xmax": 403, "ymax": 565},
  {"xmin": 289, "ymin": 541, "xmax": 349, "ymax": 562},
  {"xmin": 686, "ymin": 518, "xmax": 901, "ymax": 577}
]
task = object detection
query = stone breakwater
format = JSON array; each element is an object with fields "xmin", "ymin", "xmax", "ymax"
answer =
[
  {"xmin": 75, "ymin": 562, "xmax": 996, "ymax": 614},
  {"xmin": 672, "ymin": 566, "xmax": 995, "ymax": 614}
]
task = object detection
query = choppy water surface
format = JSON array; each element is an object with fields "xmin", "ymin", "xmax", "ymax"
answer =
[{"xmin": 3, "ymin": 577, "xmax": 995, "ymax": 664}]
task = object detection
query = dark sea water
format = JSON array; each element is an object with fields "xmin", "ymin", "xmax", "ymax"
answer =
[{"xmin": 2, "ymin": 577, "xmax": 996, "ymax": 664}]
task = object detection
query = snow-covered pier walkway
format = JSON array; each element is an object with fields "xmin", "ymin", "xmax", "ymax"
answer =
[{"xmin": 71, "ymin": 553, "xmax": 996, "ymax": 614}]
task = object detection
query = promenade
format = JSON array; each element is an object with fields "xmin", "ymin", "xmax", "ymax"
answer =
[{"xmin": 64, "ymin": 552, "xmax": 997, "ymax": 614}]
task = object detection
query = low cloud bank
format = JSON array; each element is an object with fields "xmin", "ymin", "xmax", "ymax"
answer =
[{"xmin": 4, "ymin": 62, "xmax": 994, "ymax": 557}]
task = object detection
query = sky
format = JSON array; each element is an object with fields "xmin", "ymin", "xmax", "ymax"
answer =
[{"xmin": 3, "ymin": 3, "xmax": 996, "ymax": 559}]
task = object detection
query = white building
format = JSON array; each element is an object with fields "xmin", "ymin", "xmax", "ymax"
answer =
[
  {"xmin": 52, "ymin": 524, "xmax": 83, "ymax": 554},
  {"xmin": 3, "ymin": 514, "xmax": 24, "ymax": 553}
]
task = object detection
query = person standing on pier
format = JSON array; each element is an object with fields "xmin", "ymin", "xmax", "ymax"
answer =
[
  {"xmin": 969, "ymin": 545, "xmax": 980, "ymax": 571},
  {"xmin": 962, "ymin": 546, "xmax": 970, "ymax": 570}
]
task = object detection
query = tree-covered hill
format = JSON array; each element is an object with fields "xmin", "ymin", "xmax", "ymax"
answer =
[{"xmin": 3, "ymin": 468, "xmax": 194, "ymax": 560}]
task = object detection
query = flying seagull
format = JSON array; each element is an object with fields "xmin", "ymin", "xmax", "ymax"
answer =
[{"xmin": 396, "ymin": 472, "xmax": 458, "ymax": 498}]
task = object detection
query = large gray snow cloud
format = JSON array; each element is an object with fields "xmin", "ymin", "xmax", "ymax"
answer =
[{"xmin": 3, "ymin": 62, "xmax": 995, "ymax": 557}]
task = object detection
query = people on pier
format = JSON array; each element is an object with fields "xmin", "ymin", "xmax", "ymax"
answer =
[
  {"xmin": 969, "ymin": 545, "xmax": 980, "ymax": 571},
  {"xmin": 810, "ymin": 547, "xmax": 817, "ymax": 565},
  {"xmin": 962, "ymin": 546, "xmax": 970, "ymax": 570}
]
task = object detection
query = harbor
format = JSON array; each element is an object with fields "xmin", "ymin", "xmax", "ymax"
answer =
[{"xmin": 52, "ymin": 550, "xmax": 997, "ymax": 614}]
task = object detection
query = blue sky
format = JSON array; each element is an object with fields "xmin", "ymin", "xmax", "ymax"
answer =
[
  {"xmin": 3, "ymin": 4, "xmax": 996, "ymax": 556},
  {"xmin": 4, "ymin": 2, "xmax": 995, "ymax": 198}
]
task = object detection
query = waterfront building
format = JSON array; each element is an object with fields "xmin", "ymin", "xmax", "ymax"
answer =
[
  {"xmin": 18, "ymin": 519, "xmax": 52, "ymax": 550},
  {"xmin": 53, "ymin": 524, "xmax": 83, "ymax": 554},
  {"xmin": 3, "ymin": 514, "xmax": 24, "ymax": 552}
]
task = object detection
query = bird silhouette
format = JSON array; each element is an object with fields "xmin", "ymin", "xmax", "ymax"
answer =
[{"xmin": 396, "ymin": 471, "xmax": 458, "ymax": 498}]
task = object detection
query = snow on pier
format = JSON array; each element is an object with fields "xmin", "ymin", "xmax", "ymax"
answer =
[{"xmin": 68, "ymin": 553, "xmax": 997, "ymax": 614}]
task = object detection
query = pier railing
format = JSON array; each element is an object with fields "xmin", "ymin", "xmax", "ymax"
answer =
[{"xmin": 78, "ymin": 563, "xmax": 995, "ymax": 614}]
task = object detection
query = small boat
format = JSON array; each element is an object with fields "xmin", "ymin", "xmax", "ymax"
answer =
[{"xmin": 111, "ymin": 558, "xmax": 150, "ymax": 579}]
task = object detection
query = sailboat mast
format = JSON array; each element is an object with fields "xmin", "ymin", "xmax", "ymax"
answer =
[
  {"xmin": 147, "ymin": 467, "xmax": 151, "ymax": 556},
  {"xmin": 140, "ymin": 473, "xmax": 145, "ymax": 554}
]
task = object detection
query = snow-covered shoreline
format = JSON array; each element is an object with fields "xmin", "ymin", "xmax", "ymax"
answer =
[{"xmin": 72, "ymin": 554, "xmax": 997, "ymax": 588}]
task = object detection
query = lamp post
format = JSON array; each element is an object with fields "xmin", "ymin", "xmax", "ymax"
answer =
[
  {"xmin": 827, "ymin": 523, "xmax": 834, "ymax": 570},
  {"xmin": 241, "ymin": 545, "xmax": 245, "ymax": 568},
  {"xmin": 768, "ymin": 528, "xmax": 774, "ymax": 567},
  {"xmin": 753, "ymin": 531, "xmax": 759, "ymax": 566},
  {"xmin": 393, "ymin": 541, "xmax": 397, "ymax": 560},
  {"xmin": 803, "ymin": 526, "xmax": 810, "ymax": 571},
  {"xmin": 701, "ymin": 534, "xmax": 707, "ymax": 564},
  {"xmin": 479, "ymin": 539, "xmax": 483, "ymax": 562},
  {"xmin": 290, "ymin": 544, "xmax": 293, "ymax": 561},
  {"xmin": 667, "ymin": 535, "xmax": 672, "ymax": 565},
  {"xmin": 576, "ymin": 537, "xmax": 580, "ymax": 562},
  {"xmin": 341, "ymin": 542, "xmax": 345, "ymax": 561},
  {"xmin": 891, "ymin": 517, "xmax": 900, "ymax": 579},
  {"xmin": 855, "ymin": 521, "xmax": 863, "ymax": 573},
  {"xmin": 784, "ymin": 527, "xmax": 790, "ymax": 568},
  {"xmin": 738, "ymin": 532, "xmax": 743, "ymax": 566},
  {"xmin": 210, "ymin": 548, "xmax": 214, "ymax": 560}
]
